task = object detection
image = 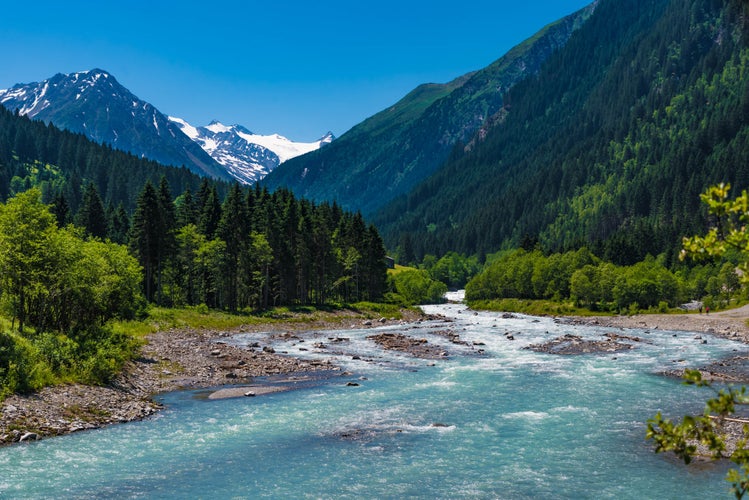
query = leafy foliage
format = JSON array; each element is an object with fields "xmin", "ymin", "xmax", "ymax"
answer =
[
  {"xmin": 647, "ymin": 182, "xmax": 749, "ymax": 496},
  {"xmin": 420, "ymin": 252, "xmax": 481, "ymax": 289},
  {"xmin": 464, "ymin": 246, "xmax": 739, "ymax": 313},
  {"xmin": 387, "ymin": 269, "xmax": 448, "ymax": 306},
  {"xmin": 0, "ymin": 190, "xmax": 142, "ymax": 397}
]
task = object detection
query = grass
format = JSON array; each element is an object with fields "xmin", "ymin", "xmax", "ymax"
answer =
[
  {"xmin": 349, "ymin": 301, "xmax": 413, "ymax": 319},
  {"xmin": 387, "ymin": 264, "xmax": 417, "ymax": 276},
  {"xmin": 109, "ymin": 301, "xmax": 413, "ymax": 340},
  {"xmin": 468, "ymin": 298, "xmax": 612, "ymax": 317}
]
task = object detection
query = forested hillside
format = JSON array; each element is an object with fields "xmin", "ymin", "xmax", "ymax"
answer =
[
  {"xmin": 262, "ymin": 3, "xmax": 595, "ymax": 215},
  {"xmin": 0, "ymin": 106, "xmax": 388, "ymax": 310},
  {"xmin": 0, "ymin": 106, "xmax": 225, "ymax": 213},
  {"xmin": 374, "ymin": 0, "xmax": 749, "ymax": 265}
]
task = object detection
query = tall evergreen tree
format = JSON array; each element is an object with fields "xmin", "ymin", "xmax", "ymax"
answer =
[
  {"xmin": 75, "ymin": 182, "xmax": 107, "ymax": 239},
  {"xmin": 362, "ymin": 225, "xmax": 388, "ymax": 301},
  {"xmin": 107, "ymin": 202, "xmax": 130, "ymax": 244},
  {"xmin": 217, "ymin": 184, "xmax": 249, "ymax": 310},
  {"xmin": 195, "ymin": 178, "xmax": 211, "ymax": 218},
  {"xmin": 129, "ymin": 181, "xmax": 162, "ymax": 302},
  {"xmin": 50, "ymin": 191, "xmax": 70, "ymax": 227},
  {"xmin": 175, "ymin": 188, "xmax": 197, "ymax": 228},
  {"xmin": 198, "ymin": 185, "xmax": 222, "ymax": 239}
]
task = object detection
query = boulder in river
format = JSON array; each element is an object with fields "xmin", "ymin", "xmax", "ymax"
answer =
[{"xmin": 525, "ymin": 334, "xmax": 634, "ymax": 355}]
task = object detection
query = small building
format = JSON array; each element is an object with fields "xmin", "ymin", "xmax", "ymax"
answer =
[{"xmin": 384, "ymin": 256, "xmax": 395, "ymax": 269}]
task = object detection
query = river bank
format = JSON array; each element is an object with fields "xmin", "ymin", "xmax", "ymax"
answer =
[
  {"xmin": 566, "ymin": 304, "xmax": 749, "ymax": 342},
  {"xmin": 0, "ymin": 308, "xmax": 426, "ymax": 446},
  {"xmin": 3, "ymin": 304, "xmax": 749, "ymax": 447}
]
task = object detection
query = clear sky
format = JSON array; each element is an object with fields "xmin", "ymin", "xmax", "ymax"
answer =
[{"xmin": 2, "ymin": 1, "xmax": 592, "ymax": 141}]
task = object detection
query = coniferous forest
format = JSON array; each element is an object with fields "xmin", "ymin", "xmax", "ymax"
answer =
[
  {"xmin": 0, "ymin": 106, "xmax": 388, "ymax": 311},
  {"xmin": 374, "ymin": 0, "xmax": 749, "ymax": 266}
]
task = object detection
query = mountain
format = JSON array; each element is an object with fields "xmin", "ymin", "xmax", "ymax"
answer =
[
  {"xmin": 262, "ymin": 3, "xmax": 597, "ymax": 214},
  {"xmin": 169, "ymin": 117, "xmax": 333, "ymax": 184},
  {"xmin": 0, "ymin": 104, "xmax": 229, "ymax": 215},
  {"xmin": 0, "ymin": 69, "xmax": 233, "ymax": 181},
  {"xmin": 373, "ymin": 0, "xmax": 749, "ymax": 265}
]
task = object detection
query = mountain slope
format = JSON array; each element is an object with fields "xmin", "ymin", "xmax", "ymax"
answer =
[
  {"xmin": 0, "ymin": 69, "xmax": 232, "ymax": 181},
  {"xmin": 373, "ymin": 0, "xmax": 749, "ymax": 265},
  {"xmin": 262, "ymin": 3, "xmax": 596, "ymax": 214},
  {"xmin": 0, "ymin": 104, "xmax": 229, "ymax": 214},
  {"xmin": 169, "ymin": 117, "xmax": 333, "ymax": 184}
]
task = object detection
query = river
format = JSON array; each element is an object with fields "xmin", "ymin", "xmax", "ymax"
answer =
[{"xmin": 1, "ymin": 298, "xmax": 745, "ymax": 498}]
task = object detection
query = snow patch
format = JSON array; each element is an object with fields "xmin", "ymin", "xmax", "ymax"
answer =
[
  {"xmin": 235, "ymin": 130, "xmax": 325, "ymax": 163},
  {"xmin": 169, "ymin": 116, "xmax": 200, "ymax": 140},
  {"xmin": 205, "ymin": 121, "xmax": 233, "ymax": 134}
]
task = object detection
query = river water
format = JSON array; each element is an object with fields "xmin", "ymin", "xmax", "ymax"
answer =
[{"xmin": 1, "ymin": 298, "xmax": 746, "ymax": 498}]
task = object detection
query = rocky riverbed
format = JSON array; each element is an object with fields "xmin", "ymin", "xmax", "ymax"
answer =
[
  {"xmin": 4, "ymin": 305, "xmax": 749, "ymax": 447},
  {"xmin": 0, "ymin": 309, "xmax": 426, "ymax": 446}
]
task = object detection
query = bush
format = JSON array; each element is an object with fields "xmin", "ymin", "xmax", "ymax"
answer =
[
  {"xmin": 0, "ymin": 332, "xmax": 55, "ymax": 397},
  {"xmin": 388, "ymin": 269, "xmax": 448, "ymax": 305}
]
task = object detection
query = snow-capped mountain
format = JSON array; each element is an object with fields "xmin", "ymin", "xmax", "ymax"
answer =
[
  {"xmin": 0, "ymin": 68, "xmax": 333, "ymax": 185},
  {"xmin": 0, "ymin": 69, "xmax": 233, "ymax": 181},
  {"xmin": 169, "ymin": 117, "xmax": 334, "ymax": 184}
]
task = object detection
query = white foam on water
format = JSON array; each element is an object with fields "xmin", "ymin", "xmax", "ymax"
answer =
[
  {"xmin": 3, "ymin": 302, "xmax": 748, "ymax": 498},
  {"xmin": 502, "ymin": 410, "xmax": 551, "ymax": 421}
]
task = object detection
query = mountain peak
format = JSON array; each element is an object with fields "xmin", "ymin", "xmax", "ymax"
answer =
[
  {"xmin": 69, "ymin": 68, "xmax": 117, "ymax": 87},
  {"xmin": 87, "ymin": 68, "xmax": 111, "ymax": 76},
  {"xmin": 319, "ymin": 131, "xmax": 335, "ymax": 144},
  {"xmin": 0, "ymin": 70, "xmax": 231, "ymax": 181},
  {"xmin": 205, "ymin": 121, "xmax": 233, "ymax": 134},
  {"xmin": 169, "ymin": 116, "xmax": 333, "ymax": 184}
]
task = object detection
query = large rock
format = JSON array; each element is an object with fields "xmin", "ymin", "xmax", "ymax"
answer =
[{"xmin": 524, "ymin": 334, "xmax": 634, "ymax": 355}]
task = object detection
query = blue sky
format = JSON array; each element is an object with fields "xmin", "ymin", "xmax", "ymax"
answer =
[{"xmin": 2, "ymin": 1, "xmax": 592, "ymax": 141}]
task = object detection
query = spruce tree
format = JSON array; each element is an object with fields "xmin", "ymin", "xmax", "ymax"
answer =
[
  {"xmin": 75, "ymin": 182, "xmax": 107, "ymax": 239},
  {"xmin": 198, "ymin": 186, "xmax": 222, "ymax": 239},
  {"xmin": 363, "ymin": 224, "xmax": 388, "ymax": 301},
  {"xmin": 175, "ymin": 188, "xmax": 197, "ymax": 228},
  {"xmin": 217, "ymin": 184, "xmax": 249, "ymax": 310},
  {"xmin": 50, "ymin": 191, "xmax": 70, "ymax": 227},
  {"xmin": 107, "ymin": 202, "xmax": 130, "ymax": 245},
  {"xmin": 129, "ymin": 181, "xmax": 162, "ymax": 302}
]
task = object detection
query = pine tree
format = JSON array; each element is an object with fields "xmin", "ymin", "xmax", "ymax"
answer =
[
  {"xmin": 129, "ymin": 181, "xmax": 162, "ymax": 302},
  {"xmin": 217, "ymin": 184, "xmax": 249, "ymax": 310},
  {"xmin": 107, "ymin": 202, "xmax": 130, "ymax": 244},
  {"xmin": 195, "ymin": 178, "xmax": 211, "ymax": 218},
  {"xmin": 175, "ymin": 188, "xmax": 197, "ymax": 228},
  {"xmin": 198, "ymin": 185, "xmax": 222, "ymax": 239},
  {"xmin": 362, "ymin": 225, "xmax": 388, "ymax": 301},
  {"xmin": 75, "ymin": 182, "xmax": 107, "ymax": 239},
  {"xmin": 50, "ymin": 191, "xmax": 70, "ymax": 227}
]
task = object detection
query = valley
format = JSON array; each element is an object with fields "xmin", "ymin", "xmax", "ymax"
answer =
[{"xmin": 3, "ymin": 0, "xmax": 749, "ymax": 496}]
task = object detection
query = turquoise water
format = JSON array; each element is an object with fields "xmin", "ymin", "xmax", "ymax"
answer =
[{"xmin": 0, "ymin": 301, "xmax": 745, "ymax": 499}]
